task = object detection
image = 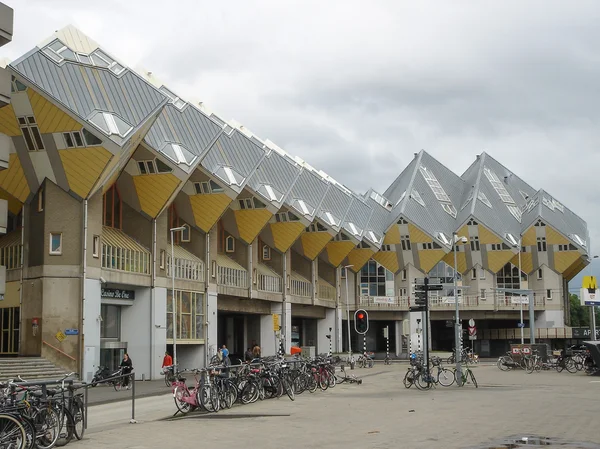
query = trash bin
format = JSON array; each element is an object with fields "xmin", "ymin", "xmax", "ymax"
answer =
[{"xmin": 301, "ymin": 346, "xmax": 315, "ymax": 358}]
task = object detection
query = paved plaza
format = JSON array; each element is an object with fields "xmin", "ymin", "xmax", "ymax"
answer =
[{"xmin": 80, "ymin": 363, "xmax": 600, "ymax": 449}]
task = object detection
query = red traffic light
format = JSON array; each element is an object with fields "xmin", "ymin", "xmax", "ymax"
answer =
[{"xmin": 357, "ymin": 313, "xmax": 364, "ymax": 319}]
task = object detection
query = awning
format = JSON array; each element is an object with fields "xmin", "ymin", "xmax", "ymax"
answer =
[
  {"xmin": 216, "ymin": 253, "xmax": 246, "ymax": 271},
  {"xmin": 172, "ymin": 245, "xmax": 203, "ymax": 263},
  {"xmin": 291, "ymin": 271, "xmax": 310, "ymax": 283},
  {"xmin": 102, "ymin": 227, "xmax": 150, "ymax": 254},
  {"xmin": 257, "ymin": 263, "xmax": 280, "ymax": 278},
  {"xmin": 0, "ymin": 230, "xmax": 21, "ymax": 249}
]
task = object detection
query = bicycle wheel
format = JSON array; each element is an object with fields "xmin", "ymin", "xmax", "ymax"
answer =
[
  {"xmin": 469, "ymin": 370, "xmax": 478, "ymax": 388},
  {"xmin": 497, "ymin": 357, "xmax": 510, "ymax": 371},
  {"xmin": 318, "ymin": 371, "xmax": 329, "ymax": 391},
  {"xmin": 556, "ymin": 359, "xmax": 564, "ymax": 373},
  {"xmin": 307, "ymin": 373, "xmax": 318, "ymax": 393},
  {"xmin": 240, "ymin": 380, "xmax": 260, "ymax": 404},
  {"xmin": 454, "ymin": 368, "xmax": 466, "ymax": 387},
  {"xmin": 72, "ymin": 398, "xmax": 85, "ymax": 440},
  {"xmin": 19, "ymin": 415, "xmax": 36, "ymax": 449},
  {"xmin": 416, "ymin": 372, "xmax": 432, "ymax": 390},
  {"xmin": 164, "ymin": 373, "xmax": 172, "ymax": 387},
  {"xmin": 565, "ymin": 358, "xmax": 578, "ymax": 374},
  {"xmin": 54, "ymin": 408, "xmax": 74, "ymax": 447},
  {"xmin": 403, "ymin": 370, "xmax": 414, "ymax": 389},
  {"xmin": 282, "ymin": 377, "xmax": 295, "ymax": 401},
  {"xmin": 0, "ymin": 414, "xmax": 26, "ymax": 449},
  {"xmin": 174, "ymin": 386, "xmax": 192, "ymax": 414},
  {"xmin": 34, "ymin": 407, "xmax": 60, "ymax": 449},
  {"xmin": 367, "ymin": 358, "xmax": 374, "ymax": 369},
  {"xmin": 526, "ymin": 358, "xmax": 534, "ymax": 374},
  {"xmin": 437, "ymin": 368, "xmax": 455, "ymax": 387}
]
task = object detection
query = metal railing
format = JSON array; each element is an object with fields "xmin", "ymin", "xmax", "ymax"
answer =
[
  {"xmin": 167, "ymin": 256, "xmax": 204, "ymax": 282},
  {"xmin": 43, "ymin": 340, "xmax": 76, "ymax": 361},
  {"xmin": 258, "ymin": 274, "xmax": 283, "ymax": 293},
  {"xmin": 290, "ymin": 278, "xmax": 312, "ymax": 298},
  {"xmin": 429, "ymin": 295, "xmax": 480, "ymax": 309},
  {"xmin": 101, "ymin": 243, "xmax": 150, "ymax": 274},
  {"xmin": 358, "ymin": 296, "xmax": 410, "ymax": 309},
  {"xmin": 217, "ymin": 264, "xmax": 248, "ymax": 289},
  {"xmin": 318, "ymin": 282, "xmax": 336, "ymax": 301},
  {"xmin": 0, "ymin": 242, "xmax": 21, "ymax": 269}
]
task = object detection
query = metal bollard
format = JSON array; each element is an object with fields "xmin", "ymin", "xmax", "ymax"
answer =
[
  {"xmin": 84, "ymin": 384, "xmax": 89, "ymax": 430},
  {"xmin": 130, "ymin": 374, "xmax": 137, "ymax": 424}
]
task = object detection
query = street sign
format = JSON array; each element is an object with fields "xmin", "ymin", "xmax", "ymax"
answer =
[
  {"xmin": 469, "ymin": 335, "xmax": 477, "ymax": 341},
  {"xmin": 517, "ymin": 322, "xmax": 525, "ymax": 328},
  {"xmin": 468, "ymin": 327, "xmax": 476, "ymax": 336},
  {"xmin": 64, "ymin": 329, "xmax": 79, "ymax": 336},
  {"xmin": 468, "ymin": 318, "xmax": 475, "ymax": 327},
  {"xmin": 428, "ymin": 284, "xmax": 444, "ymax": 291},
  {"xmin": 55, "ymin": 331, "xmax": 66, "ymax": 343},
  {"xmin": 383, "ymin": 326, "xmax": 389, "ymax": 339},
  {"xmin": 272, "ymin": 314, "xmax": 280, "ymax": 332}
]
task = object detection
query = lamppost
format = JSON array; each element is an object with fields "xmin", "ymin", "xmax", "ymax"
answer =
[
  {"xmin": 590, "ymin": 255, "xmax": 599, "ymax": 341},
  {"xmin": 453, "ymin": 233, "xmax": 468, "ymax": 381},
  {"xmin": 452, "ymin": 232, "xmax": 468, "ymax": 379},
  {"xmin": 343, "ymin": 264, "xmax": 354, "ymax": 363},
  {"xmin": 170, "ymin": 226, "xmax": 187, "ymax": 369},
  {"xmin": 512, "ymin": 238, "xmax": 525, "ymax": 344}
]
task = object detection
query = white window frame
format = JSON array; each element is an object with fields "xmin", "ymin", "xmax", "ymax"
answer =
[
  {"xmin": 546, "ymin": 289, "xmax": 553, "ymax": 299},
  {"xmin": 18, "ymin": 116, "xmax": 45, "ymax": 151},
  {"xmin": 225, "ymin": 236, "xmax": 235, "ymax": 253},
  {"xmin": 92, "ymin": 235, "xmax": 100, "ymax": 258},
  {"xmin": 38, "ymin": 187, "xmax": 44, "ymax": 212},
  {"xmin": 160, "ymin": 250, "xmax": 166, "ymax": 269},
  {"xmin": 537, "ymin": 268, "xmax": 543, "ymax": 280},
  {"xmin": 63, "ymin": 131, "xmax": 85, "ymax": 148},
  {"xmin": 480, "ymin": 289, "xmax": 486, "ymax": 299},
  {"xmin": 49, "ymin": 232, "xmax": 63, "ymax": 255},
  {"xmin": 471, "ymin": 268, "xmax": 477, "ymax": 280},
  {"xmin": 262, "ymin": 245, "xmax": 271, "ymax": 261},
  {"xmin": 479, "ymin": 268, "xmax": 486, "ymax": 280},
  {"xmin": 401, "ymin": 269, "xmax": 407, "ymax": 281},
  {"xmin": 181, "ymin": 224, "xmax": 191, "ymax": 243}
]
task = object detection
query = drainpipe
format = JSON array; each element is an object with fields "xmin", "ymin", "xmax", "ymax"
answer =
[
  {"xmin": 248, "ymin": 242, "xmax": 253, "ymax": 299},
  {"xmin": 81, "ymin": 200, "xmax": 88, "ymax": 377},
  {"xmin": 18, "ymin": 205, "xmax": 25, "ymax": 355},
  {"xmin": 205, "ymin": 232, "xmax": 210, "ymax": 368},
  {"xmin": 151, "ymin": 219, "xmax": 157, "ymax": 379},
  {"xmin": 282, "ymin": 250, "xmax": 287, "ymax": 353}
]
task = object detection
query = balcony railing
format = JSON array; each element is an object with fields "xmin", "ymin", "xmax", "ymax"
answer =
[
  {"xmin": 258, "ymin": 273, "xmax": 283, "ymax": 293},
  {"xmin": 317, "ymin": 281, "xmax": 336, "ymax": 301},
  {"xmin": 429, "ymin": 295, "xmax": 480, "ymax": 309},
  {"xmin": 0, "ymin": 232, "xmax": 22, "ymax": 270},
  {"xmin": 358, "ymin": 296, "xmax": 409, "ymax": 309},
  {"xmin": 290, "ymin": 278, "xmax": 312, "ymax": 298},
  {"xmin": 217, "ymin": 265, "xmax": 248, "ymax": 289},
  {"xmin": 101, "ymin": 227, "xmax": 151, "ymax": 275},
  {"xmin": 167, "ymin": 256, "xmax": 204, "ymax": 282}
]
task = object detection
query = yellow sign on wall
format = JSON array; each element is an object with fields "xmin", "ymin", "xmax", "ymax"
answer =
[
  {"xmin": 582, "ymin": 275, "xmax": 597, "ymax": 291},
  {"xmin": 272, "ymin": 314, "xmax": 280, "ymax": 332},
  {"xmin": 55, "ymin": 331, "xmax": 66, "ymax": 343}
]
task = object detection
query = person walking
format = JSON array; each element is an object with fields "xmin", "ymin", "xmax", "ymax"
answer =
[
  {"xmin": 120, "ymin": 353, "xmax": 133, "ymax": 390},
  {"xmin": 162, "ymin": 351, "xmax": 173, "ymax": 369}
]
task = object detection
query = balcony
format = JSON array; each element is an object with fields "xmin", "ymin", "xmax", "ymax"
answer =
[
  {"xmin": 289, "ymin": 272, "xmax": 312, "ymax": 300},
  {"xmin": 358, "ymin": 296, "xmax": 409, "ymax": 311},
  {"xmin": 317, "ymin": 279, "xmax": 336, "ymax": 304},
  {"xmin": 257, "ymin": 264, "xmax": 282, "ymax": 294},
  {"xmin": 167, "ymin": 245, "xmax": 204, "ymax": 283},
  {"xmin": 216, "ymin": 254, "xmax": 248, "ymax": 292},
  {"xmin": 0, "ymin": 66, "xmax": 10, "ymax": 109},
  {"xmin": 429, "ymin": 295, "xmax": 483, "ymax": 310},
  {"xmin": 0, "ymin": 231, "xmax": 22, "ymax": 270},
  {"xmin": 101, "ymin": 227, "xmax": 150, "ymax": 275},
  {"xmin": 0, "ymin": 133, "xmax": 10, "ymax": 170},
  {"xmin": 0, "ymin": 3, "xmax": 13, "ymax": 47}
]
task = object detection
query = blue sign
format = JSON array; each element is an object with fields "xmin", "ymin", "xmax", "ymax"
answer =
[
  {"xmin": 517, "ymin": 323, "xmax": 525, "ymax": 328},
  {"xmin": 65, "ymin": 329, "xmax": 79, "ymax": 335}
]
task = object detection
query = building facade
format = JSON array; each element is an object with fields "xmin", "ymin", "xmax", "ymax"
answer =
[{"xmin": 0, "ymin": 26, "xmax": 590, "ymax": 380}]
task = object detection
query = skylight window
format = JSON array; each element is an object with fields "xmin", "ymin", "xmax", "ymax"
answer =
[
  {"xmin": 484, "ymin": 167, "xmax": 516, "ymax": 204},
  {"xmin": 437, "ymin": 232, "xmax": 451, "ymax": 246},
  {"xmin": 324, "ymin": 212, "xmax": 338, "ymax": 227},
  {"xmin": 294, "ymin": 199, "xmax": 314, "ymax": 216},
  {"xmin": 477, "ymin": 191, "xmax": 492, "ymax": 208},
  {"xmin": 441, "ymin": 203, "xmax": 457, "ymax": 218},
  {"xmin": 461, "ymin": 190, "xmax": 474, "ymax": 210},
  {"xmin": 542, "ymin": 196, "xmax": 565, "ymax": 213},
  {"xmin": 214, "ymin": 166, "xmax": 244, "ymax": 186},
  {"xmin": 411, "ymin": 190, "xmax": 425, "ymax": 207},
  {"xmin": 419, "ymin": 166, "xmax": 452, "ymax": 203},
  {"xmin": 368, "ymin": 231, "xmax": 379, "ymax": 244},
  {"xmin": 507, "ymin": 205, "xmax": 522, "ymax": 223},
  {"xmin": 505, "ymin": 233, "xmax": 519, "ymax": 247},
  {"xmin": 569, "ymin": 234, "xmax": 586, "ymax": 248},
  {"xmin": 89, "ymin": 111, "xmax": 132, "ymax": 137},
  {"xmin": 257, "ymin": 184, "xmax": 282, "ymax": 203},
  {"xmin": 523, "ymin": 197, "xmax": 539, "ymax": 214},
  {"xmin": 347, "ymin": 222, "xmax": 361, "ymax": 236},
  {"xmin": 43, "ymin": 41, "xmax": 127, "ymax": 76},
  {"xmin": 395, "ymin": 191, "xmax": 406, "ymax": 207},
  {"xmin": 159, "ymin": 87, "xmax": 187, "ymax": 110},
  {"xmin": 370, "ymin": 191, "xmax": 392, "ymax": 210}
]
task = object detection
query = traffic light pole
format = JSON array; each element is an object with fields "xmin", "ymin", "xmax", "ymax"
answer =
[{"xmin": 424, "ymin": 277, "xmax": 430, "ymax": 381}]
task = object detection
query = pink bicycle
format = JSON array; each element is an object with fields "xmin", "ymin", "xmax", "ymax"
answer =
[{"xmin": 172, "ymin": 369, "xmax": 202, "ymax": 414}]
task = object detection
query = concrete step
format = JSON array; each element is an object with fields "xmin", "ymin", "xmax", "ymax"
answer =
[{"xmin": 0, "ymin": 357, "xmax": 70, "ymax": 382}]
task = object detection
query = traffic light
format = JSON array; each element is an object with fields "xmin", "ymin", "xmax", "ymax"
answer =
[{"xmin": 354, "ymin": 309, "xmax": 369, "ymax": 334}]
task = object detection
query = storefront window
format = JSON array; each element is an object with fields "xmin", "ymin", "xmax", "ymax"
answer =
[
  {"xmin": 360, "ymin": 260, "xmax": 393, "ymax": 297},
  {"xmin": 101, "ymin": 305, "xmax": 120, "ymax": 339},
  {"xmin": 167, "ymin": 290, "xmax": 205, "ymax": 341}
]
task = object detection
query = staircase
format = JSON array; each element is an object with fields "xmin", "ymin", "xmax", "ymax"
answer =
[{"xmin": 0, "ymin": 358, "xmax": 70, "ymax": 382}]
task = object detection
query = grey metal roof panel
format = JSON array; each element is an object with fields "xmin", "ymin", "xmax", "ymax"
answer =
[
  {"xmin": 11, "ymin": 50, "xmax": 166, "ymax": 132},
  {"xmin": 383, "ymin": 155, "xmax": 419, "ymax": 205},
  {"xmin": 247, "ymin": 149, "xmax": 301, "ymax": 205},
  {"xmin": 342, "ymin": 194, "xmax": 372, "ymax": 238},
  {"xmin": 471, "ymin": 178, "xmax": 522, "ymax": 239},
  {"xmin": 287, "ymin": 169, "xmax": 329, "ymax": 218},
  {"xmin": 363, "ymin": 198, "xmax": 390, "ymax": 246},
  {"xmin": 535, "ymin": 189, "xmax": 588, "ymax": 248},
  {"xmin": 144, "ymin": 104, "xmax": 223, "ymax": 157},
  {"xmin": 201, "ymin": 129, "xmax": 266, "ymax": 187},
  {"xmin": 317, "ymin": 182, "xmax": 353, "ymax": 231}
]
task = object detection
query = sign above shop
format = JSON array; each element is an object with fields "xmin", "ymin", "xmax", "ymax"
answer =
[{"xmin": 101, "ymin": 288, "xmax": 135, "ymax": 300}]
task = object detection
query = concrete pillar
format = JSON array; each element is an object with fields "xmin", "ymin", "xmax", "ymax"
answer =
[
  {"xmin": 82, "ymin": 278, "xmax": 101, "ymax": 383},
  {"xmin": 152, "ymin": 287, "xmax": 167, "ymax": 379},
  {"xmin": 317, "ymin": 308, "xmax": 336, "ymax": 354},
  {"xmin": 260, "ymin": 314, "xmax": 276, "ymax": 356},
  {"xmin": 283, "ymin": 302, "xmax": 291, "ymax": 352},
  {"xmin": 206, "ymin": 291, "xmax": 218, "ymax": 363},
  {"xmin": 312, "ymin": 258, "xmax": 318, "ymax": 301},
  {"xmin": 395, "ymin": 320, "xmax": 402, "ymax": 357},
  {"xmin": 120, "ymin": 288, "xmax": 152, "ymax": 380}
]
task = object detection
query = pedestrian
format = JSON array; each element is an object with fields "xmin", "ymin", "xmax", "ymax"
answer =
[
  {"xmin": 162, "ymin": 351, "xmax": 173, "ymax": 369},
  {"xmin": 120, "ymin": 353, "xmax": 133, "ymax": 390},
  {"xmin": 244, "ymin": 347, "xmax": 253, "ymax": 363},
  {"xmin": 252, "ymin": 344, "xmax": 261, "ymax": 359}
]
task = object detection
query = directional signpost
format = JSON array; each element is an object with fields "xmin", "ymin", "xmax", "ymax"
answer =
[{"xmin": 411, "ymin": 277, "xmax": 443, "ymax": 378}]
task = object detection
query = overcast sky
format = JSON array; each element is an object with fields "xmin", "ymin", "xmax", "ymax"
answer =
[{"xmin": 3, "ymin": 1, "xmax": 600, "ymax": 266}]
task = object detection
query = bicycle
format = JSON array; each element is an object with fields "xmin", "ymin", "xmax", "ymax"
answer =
[
  {"xmin": 454, "ymin": 364, "xmax": 478, "ymax": 388},
  {"xmin": 162, "ymin": 364, "xmax": 179, "ymax": 387},
  {"xmin": 357, "ymin": 352, "xmax": 374, "ymax": 369}
]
